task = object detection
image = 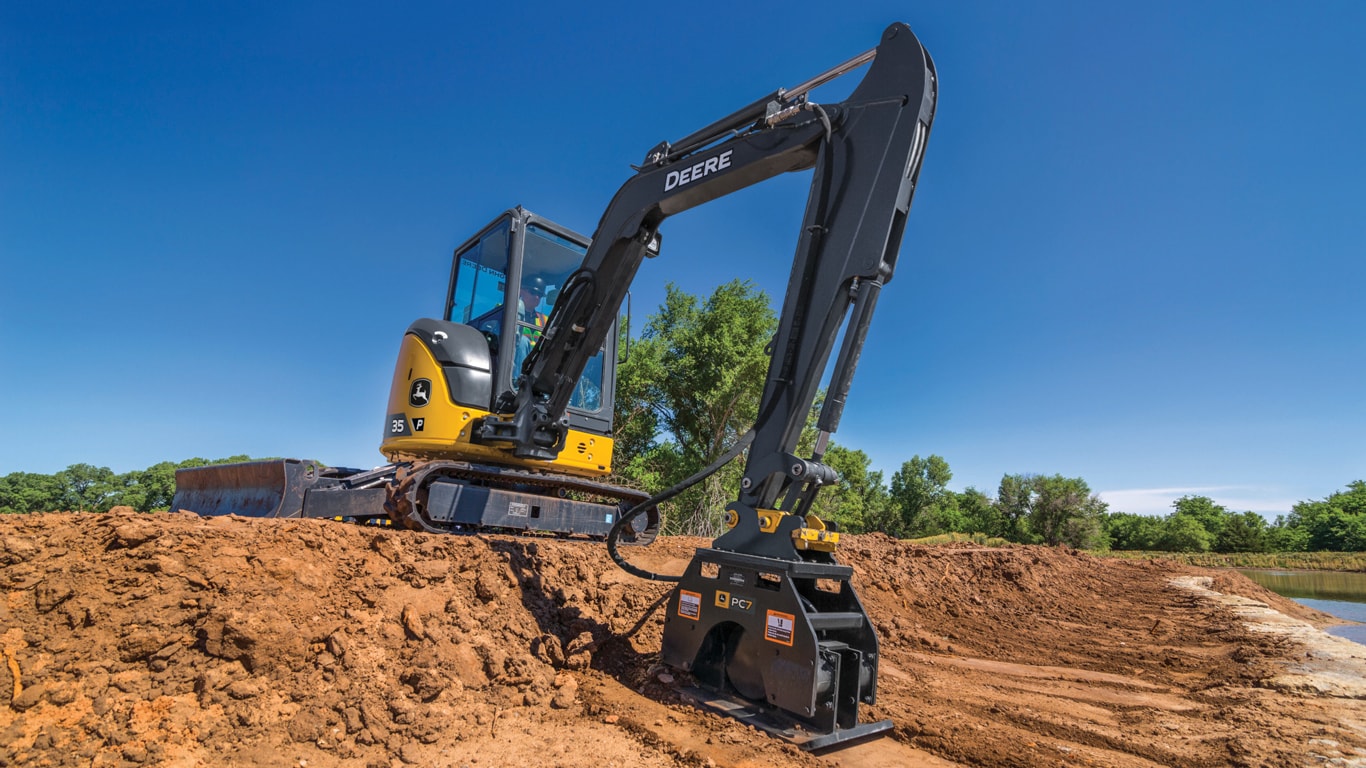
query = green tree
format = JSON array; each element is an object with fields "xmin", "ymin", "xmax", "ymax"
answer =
[
  {"xmin": 916, "ymin": 500, "xmax": 970, "ymax": 538},
  {"xmin": 1157, "ymin": 514, "xmax": 1213, "ymax": 552},
  {"xmin": 1027, "ymin": 474, "xmax": 1107, "ymax": 548},
  {"xmin": 1214, "ymin": 511, "xmax": 1269, "ymax": 553},
  {"xmin": 55, "ymin": 463, "xmax": 117, "ymax": 511},
  {"xmin": 994, "ymin": 474, "xmax": 1037, "ymax": 543},
  {"xmin": 1104, "ymin": 512, "xmax": 1165, "ymax": 551},
  {"xmin": 612, "ymin": 280, "xmax": 777, "ymax": 535},
  {"xmin": 884, "ymin": 455, "xmax": 958, "ymax": 537},
  {"xmin": 1171, "ymin": 495, "xmax": 1228, "ymax": 542},
  {"xmin": 0, "ymin": 472, "xmax": 65, "ymax": 514},
  {"xmin": 106, "ymin": 471, "xmax": 149, "ymax": 511},
  {"xmin": 612, "ymin": 326, "xmax": 666, "ymax": 477},
  {"xmin": 131, "ymin": 461, "xmax": 182, "ymax": 511},
  {"xmin": 957, "ymin": 487, "xmax": 1007, "ymax": 538},
  {"xmin": 1266, "ymin": 515, "xmax": 1310, "ymax": 552},
  {"xmin": 1283, "ymin": 481, "xmax": 1366, "ymax": 551},
  {"xmin": 1314, "ymin": 509, "xmax": 1366, "ymax": 551}
]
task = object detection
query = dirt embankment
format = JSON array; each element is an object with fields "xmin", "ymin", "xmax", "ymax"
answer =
[{"xmin": 1, "ymin": 511, "xmax": 1362, "ymax": 768}]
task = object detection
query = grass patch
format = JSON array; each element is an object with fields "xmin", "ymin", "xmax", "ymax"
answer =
[
  {"xmin": 1100, "ymin": 550, "xmax": 1366, "ymax": 573},
  {"xmin": 906, "ymin": 531, "xmax": 1013, "ymax": 548}
]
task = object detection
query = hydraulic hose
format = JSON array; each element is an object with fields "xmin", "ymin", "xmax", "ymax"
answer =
[{"xmin": 605, "ymin": 430, "xmax": 754, "ymax": 581}]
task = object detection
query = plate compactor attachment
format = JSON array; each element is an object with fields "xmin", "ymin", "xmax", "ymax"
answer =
[{"xmin": 661, "ymin": 550, "xmax": 890, "ymax": 750}]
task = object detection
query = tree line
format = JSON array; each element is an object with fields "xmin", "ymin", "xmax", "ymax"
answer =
[
  {"xmin": 0, "ymin": 457, "xmax": 255, "ymax": 514},
  {"xmin": 606, "ymin": 280, "xmax": 1365, "ymax": 552},
  {"xmin": 5, "ymin": 281, "xmax": 1362, "ymax": 554},
  {"xmin": 1105, "ymin": 483, "xmax": 1366, "ymax": 553}
]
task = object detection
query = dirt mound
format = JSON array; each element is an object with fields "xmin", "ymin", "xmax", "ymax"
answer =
[{"xmin": 1, "ymin": 512, "xmax": 1362, "ymax": 767}]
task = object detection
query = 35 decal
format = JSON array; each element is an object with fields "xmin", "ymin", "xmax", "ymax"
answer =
[{"xmin": 384, "ymin": 413, "xmax": 412, "ymax": 437}]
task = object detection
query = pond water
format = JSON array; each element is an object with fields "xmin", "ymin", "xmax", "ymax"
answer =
[{"xmin": 1236, "ymin": 568, "xmax": 1366, "ymax": 646}]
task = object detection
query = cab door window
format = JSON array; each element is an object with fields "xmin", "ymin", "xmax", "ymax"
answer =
[{"xmin": 449, "ymin": 220, "xmax": 510, "ymax": 328}]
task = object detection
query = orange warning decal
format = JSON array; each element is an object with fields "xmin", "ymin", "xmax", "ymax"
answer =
[
  {"xmin": 678, "ymin": 590, "xmax": 702, "ymax": 620},
  {"xmin": 765, "ymin": 609, "xmax": 796, "ymax": 646}
]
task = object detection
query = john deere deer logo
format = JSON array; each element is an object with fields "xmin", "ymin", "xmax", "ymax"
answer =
[{"xmin": 409, "ymin": 379, "xmax": 431, "ymax": 408}]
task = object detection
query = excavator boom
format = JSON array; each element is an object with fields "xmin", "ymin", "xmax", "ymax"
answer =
[{"xmin": 482, "ymin": 25, "xmax": 935, "ymax": 528}]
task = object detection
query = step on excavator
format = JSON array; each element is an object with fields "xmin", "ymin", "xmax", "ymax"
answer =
[{"xmin": 172, "ymin": 21, "xmax": 935, "ymax": 750}]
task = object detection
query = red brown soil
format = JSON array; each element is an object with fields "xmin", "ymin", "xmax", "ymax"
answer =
[{"xmin": 2, "ymin": 510, "xmax": 1362, "ymax": 767}]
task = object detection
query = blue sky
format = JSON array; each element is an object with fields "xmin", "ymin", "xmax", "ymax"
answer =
[{"xmin": 2, "ymin": 2, "xmax": 1362, "ymax": 518}]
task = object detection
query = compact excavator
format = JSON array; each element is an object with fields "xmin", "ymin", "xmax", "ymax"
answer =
[
  {"xmin": 171, "ymin": 207, "xmax": 662, "ymax": 544},
  {"xmin": 173, "ymin": 21, "xmax": 936, "ymax": 749}
]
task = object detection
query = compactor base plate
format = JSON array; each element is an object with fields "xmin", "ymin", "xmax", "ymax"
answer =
[{"xmin": 677, "ymin": 686, "xmax": 892, "ymax": 752}]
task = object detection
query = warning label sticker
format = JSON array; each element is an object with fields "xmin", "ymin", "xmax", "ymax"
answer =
[
  {"xmin": 765, "ymin": 610, "xmax": 796, "ymax": 646},
  {"xmin": 678, "ymin": 590, "xmax": 702, "ymax": 620}
]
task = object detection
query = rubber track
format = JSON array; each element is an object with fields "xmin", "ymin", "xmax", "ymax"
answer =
[{"xmin": 383, "ymin": 460, "xmax": 659, "ymax": 545}]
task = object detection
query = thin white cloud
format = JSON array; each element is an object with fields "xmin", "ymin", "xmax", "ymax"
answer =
[
  {"xmin": 1205, "ymin": 496, "xmax": 1300, "ymax": 518},
  {"xmin": 1099, "ymin": 487, "xmax": 1296, "ymax": 518}
]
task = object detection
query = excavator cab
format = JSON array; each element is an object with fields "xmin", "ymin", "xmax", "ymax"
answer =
[
  {"xmin": 378, "ymin": 207, "xmax": 618, "ymax": 476},
  {"xmin": 447, "ymin": 209, "xmax": 612, "ymax": 422}
]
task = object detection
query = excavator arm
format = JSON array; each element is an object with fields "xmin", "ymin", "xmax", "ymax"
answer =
[
  {"xmin": 480, "ymin": 26, "xmax": 936, "ymax": 747},
  {"xmin": 480, "ymin": 27, "xmax": 936, "ymax": 558}
]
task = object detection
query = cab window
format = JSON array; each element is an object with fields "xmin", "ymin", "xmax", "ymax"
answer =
[{"xmin": 448, "ymin": 220, "xmax": 510, "ymax": 326}]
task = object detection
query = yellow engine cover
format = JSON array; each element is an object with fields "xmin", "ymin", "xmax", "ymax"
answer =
[{"xmin": 379, "ymin": 333, "xmax": 614, "ymax": 478}]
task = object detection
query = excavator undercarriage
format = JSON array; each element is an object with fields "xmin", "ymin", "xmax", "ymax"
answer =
[{"xmin": 171, "ymin": 457, "xmax": 659, "ymax": 544}]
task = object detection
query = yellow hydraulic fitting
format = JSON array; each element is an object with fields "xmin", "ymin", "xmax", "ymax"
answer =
[
  {"xmin": 757, "ymin": 509, "xmax": 785, "ymax": 533},
  {"xmin": 792, "ymin": 514, "xmax": 840, "ymax": 552}
]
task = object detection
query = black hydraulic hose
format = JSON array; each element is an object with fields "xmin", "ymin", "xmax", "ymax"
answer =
[{"xmin": 605, "ymin": 430, "xmax": 755, "ymax": 581}]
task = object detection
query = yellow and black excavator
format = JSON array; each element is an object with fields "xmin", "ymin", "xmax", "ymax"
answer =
[
  {"xmin": 174, "ymin": 21, "xmax": 935, "ymax": 750},
  {"xmin": 172, "ymin": 206, "xmax": 662, "ymax": 543}
]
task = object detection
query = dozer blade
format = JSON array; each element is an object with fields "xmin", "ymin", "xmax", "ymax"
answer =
[
  {"xmin": 171, "ymin": 458, "xmax": 657, "ymax": 543},
  {"xmin": 170, "ymin": 459, "xmax": 324, "ymax": 519}
]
